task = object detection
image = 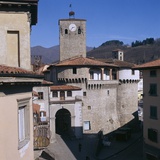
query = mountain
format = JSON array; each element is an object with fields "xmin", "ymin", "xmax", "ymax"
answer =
[
  {"xmin": 31, "ymin": 45, "xmax": 93, "ymax": 64},
  {"xmin": 87, "ymin": 44, "xmax": 160, "ymax": 64},
  {"xmin": 31, "ymin": 42, "xmax": 160, "ymax": 65}
]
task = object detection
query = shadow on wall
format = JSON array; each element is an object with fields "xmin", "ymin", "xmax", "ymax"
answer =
[{"xmin": 59, "ymin": 110, "xmax": 142, "ymax": 159}]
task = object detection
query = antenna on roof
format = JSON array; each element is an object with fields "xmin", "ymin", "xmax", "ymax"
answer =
[{"xmin": 69, "ymin": 3, "xmax": 75, "ymax": 18}]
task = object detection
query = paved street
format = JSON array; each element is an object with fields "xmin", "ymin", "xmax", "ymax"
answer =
[
  {"xmin": 107, "ymin": 137, "xmax": 143, "ymax": 160},
  {"xmin": 35, "ymin": 127, "xmax": 143, "ymax": 160},
  {"xmin": 61, "ymin": 129, "xmax": 143, "ymax": 160}
]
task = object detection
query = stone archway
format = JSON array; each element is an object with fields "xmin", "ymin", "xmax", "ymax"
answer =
[{"xmin": 55, "ymin": 108, "xmax": 71, "ymax": 135}]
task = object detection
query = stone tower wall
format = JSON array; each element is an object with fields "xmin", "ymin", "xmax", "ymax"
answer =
[
  {"xmin": 59, "ymin": 19, "xmax": 86, "ymax": 61},
  {"xmin": 117, "ymin": 82, "xmax": 138, "ymax": 126},
  {"xmin": 67, "ymin": 82, "xmax": 121, "ymax": 135}
]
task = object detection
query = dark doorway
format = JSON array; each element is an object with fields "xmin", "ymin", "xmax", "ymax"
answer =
[{"xmin": 55, "ymin": 108, "xmax": 71, "ymax": 135}]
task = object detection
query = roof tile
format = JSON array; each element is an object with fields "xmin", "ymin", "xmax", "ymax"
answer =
[
  {"xmin": 133, "ymin": 59, "xmax": 160, "ymax": 69},
  {"xmin": 55, "ymin": 56, "xmax": 118, "ymax": 67},
  {"xmin": 50, "ymin": 85, "xmax": 81, "ymax": 91}
]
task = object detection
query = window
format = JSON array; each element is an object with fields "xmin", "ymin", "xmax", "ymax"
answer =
[
  {"xmin": 17, "ymin": 97, "xmax": 30, "ymax": 149},
  {"xmin": 90, "ymin": 71, "xmax": 94, "ymax": 79},
  {"xmin": 78, "ymin": 27, "xmax": 81, "ymax": 34},
  {"xmin": 60, "ymin": 91, "xmax": 65, "ymax": 100},
  {"xmin": 131, "ymin": 70, "xmax": 135, "ymax": 75},
  {"xmin": 83, "ymin": 121, "xmax": 91, "ymax": 130},
  {"xmin": 65, "ymin": 29, "xmax": 68, "ymax": 34},
  {"xmin": 38, "ymin": 92, "xmax": 43, "ymax": 99},
  {"xmin": 150, "ymin": 70, "xmax": 157, "ymax": 77},
  {"xmin": 73, "ymin": 67, "xmax": 77, "ymax": 74},
  {"xmin": 67, "ymin": 91, "xmax": 72, "ymax": 97},
  {"xmin": 88, "ymin": 106, "xmax": 91, "ymax": 110},
  {"xmin": 83, "ymin": 92, "xmax": 86, "ymax": 96},
  {"xmin": 149, "ymin": 84, "xmax": 157, "ymax": 96},
  {"xmin": 52, "ymin": 91, "xmax": 58, "ymax": 97},
  {"xmin": 148, "ymin": 128, "xmax": 158, "ymax": 142},
  {"xmin": 150, "ymin": 106, "xmax": 157, "ymax": 119}
]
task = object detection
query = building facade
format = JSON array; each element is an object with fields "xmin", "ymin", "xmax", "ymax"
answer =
[
  {"xmin": 43, "ymin": 12, "xmax": 140, "ymax": 139},
  {"xmin": 0, "ymin": 1, "xmax": 40, "ymax": 160},
  {"xmin": 135, "ymin": 59, "xmax": 160, "ymax": 160}
]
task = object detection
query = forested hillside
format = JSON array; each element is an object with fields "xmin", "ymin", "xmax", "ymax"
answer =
[{"xmin": 87, "ymin": 39, "xmax": 160, "ymax": 64}]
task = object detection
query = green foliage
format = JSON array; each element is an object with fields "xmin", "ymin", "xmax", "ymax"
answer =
[
  {"xmin": 132, "ymin": 38, "xmax": 155, "ymax": 47},
  {"xmin": 100, "ymin": 40, "xmax": 124, "ymax": 47}
]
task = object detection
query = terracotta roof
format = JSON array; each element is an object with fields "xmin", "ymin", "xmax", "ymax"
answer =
[
  {"xmin": 133, "ymin": 59, "xmax": 160, "ymax": 69},
  {"xmin": 55, "ymin": 56, "xmax": 118, "ymax": 67},
  {"xmin": 97, "ymin": 58, "xmax": 136, "ymax": 68},
  {"xmin": 0, "ymin": 65, "xmax": 36, "ymax": 74},
  {"xmin": 33, "ymin": 103, "xmax": 40, "ymax": 114},
  {"xmin": 32, "ymin": 90, "xmax": 38, "ymax": 96},
  {"xmin": 50, "ymin": 85, "xmax": 81, "ymax": 91}
]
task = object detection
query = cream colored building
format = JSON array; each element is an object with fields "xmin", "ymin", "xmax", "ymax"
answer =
[
  {"xmin": 135, "ymin": 59, "xmax": 160, "ymax": 160},
  {"xmin": 0, "ymin": 1, "xmax": 41, "ymax": 160}
]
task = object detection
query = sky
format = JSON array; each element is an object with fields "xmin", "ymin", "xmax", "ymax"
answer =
[{"xmin": 31, "ymin": 0, "xmax": 160, "ymax": 48}]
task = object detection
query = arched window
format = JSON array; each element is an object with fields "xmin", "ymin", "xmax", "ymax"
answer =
[{"xmin": 65, "ymin": 29, "xmax": 68, "ymax": 34}]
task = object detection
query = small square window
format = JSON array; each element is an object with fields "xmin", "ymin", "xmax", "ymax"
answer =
[
  {"xmin": 38, "ymin": 92, "xmax": 43, "ymax": 99},
  {"xmin": 150, "ymin": 106, "xmax": 157, "ymax": 119},
  {"xmin": 67, "ymin": 91, "xmax": 72, "ymax": 97},
  {"xmin": 148, "ymin": 128, "xmax": 158, "ymax": 143},
  {"xmin": 150, "ymin": 70, "xmax": 157, "ymax": 77},
  {"xmin": 83, "ymin": 92, "xmax": 86, "ymax": 96},
  {"xmin": 88, "ymin": 106, "xmax": 91, "ymax": 110},
  {"xmin": 52, "ymin": 91, "xmax": 58, "ymax": 97},
  {"xmin": 83, "ymin": 121, "xmax": 91, "ymax": 131},
  {"xmin": 73, "ymin": 68, "xmax": 77, "ymax": 74}
]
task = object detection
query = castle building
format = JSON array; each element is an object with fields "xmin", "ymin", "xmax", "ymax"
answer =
[
  {"xmin": 42, "ymin": 11, "xmax": 140, "ymax": 141},
  {"xmin": 134, "ymin": 59, "xmax": 160, "ymax": 160}
]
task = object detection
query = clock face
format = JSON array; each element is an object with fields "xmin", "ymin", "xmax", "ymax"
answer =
[{"xmin": 69, "ymin": 24, "xmax": 77, "ymax": 32}]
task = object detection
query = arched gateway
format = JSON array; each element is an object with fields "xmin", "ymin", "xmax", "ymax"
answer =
[{"xmin": 55, "ymin": 108, "xmax": 71, "ymax": 135}]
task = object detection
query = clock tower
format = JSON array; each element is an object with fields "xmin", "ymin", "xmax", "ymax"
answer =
[{"xmin": 59, "ymin": 11, "xmax": 86, "ymax": 61}]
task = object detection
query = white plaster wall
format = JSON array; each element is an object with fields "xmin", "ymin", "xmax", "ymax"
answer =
[
  {"xmin": 119, "ymin": 69, "xmax": 139, "ymax": 80},
  {"xmin": 138, "ymin": 79, "xmax": 143, "ymax": 91}
]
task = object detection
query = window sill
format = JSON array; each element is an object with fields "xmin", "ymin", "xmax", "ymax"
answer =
[
  {"xmin": 18, "ymin": 138, "xmax": 30, "ymax": 150},
  {"xmin": 149, "ymin": 94, "xmax": 158, "ymax": 97},
  {"xmin": 150, "ymin": 117, "xmax": 158, "ymax": 120}
]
